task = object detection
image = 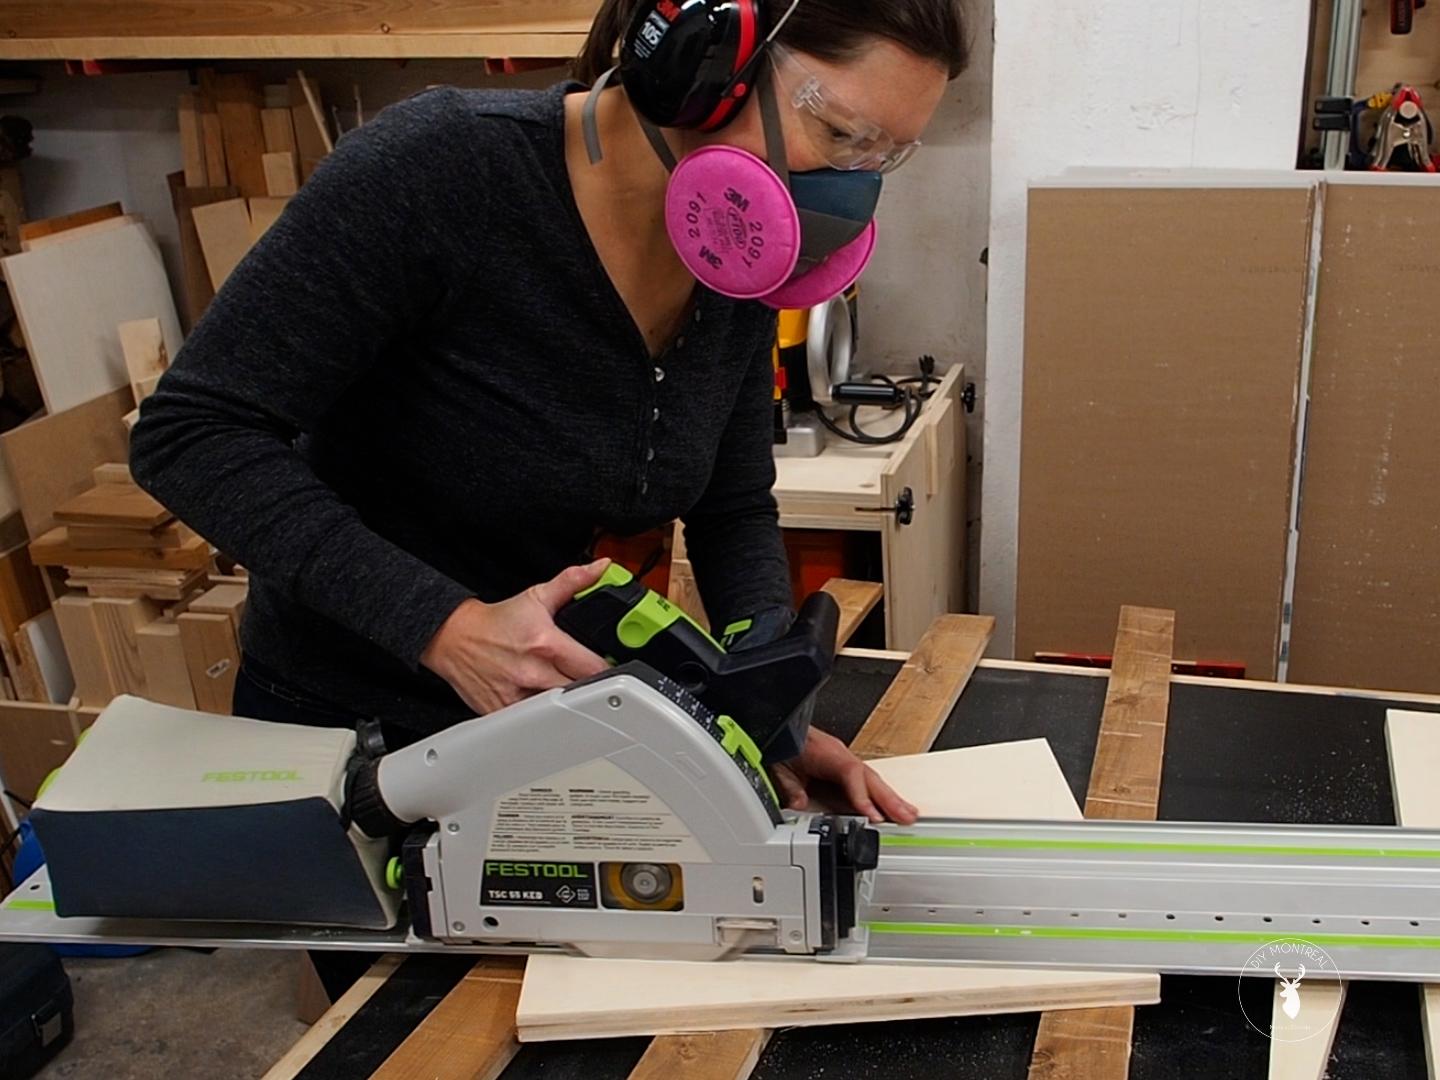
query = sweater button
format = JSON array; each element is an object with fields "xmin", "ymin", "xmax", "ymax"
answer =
[
  {"xmin": 646, "ymin": 447, "xmax": 656, "ymax": 462},
  {"xmin": 652, "ymin": 407, "xmax": 660, "ymax": 422},
  {"xmin": 654, "ymin": 367, "xmax": 665, "ymax": 383},
  {"xmin": 639, "ymin": 480, "xmax": 649, "ymax": 495}
]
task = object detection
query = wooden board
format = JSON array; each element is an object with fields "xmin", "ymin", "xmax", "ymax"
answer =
[
  {"xmin": 178, "ymin": 610, "xmax": 238, "ymax": 714},
  {"xmin": 92, "ymin": 463, "xmax": 131, "ymax": 486},
  {"xmin": 51, "ymin": 595, "xmax": 114, "ymax": 708},
  {"xmin": 1387, "ymin": 709, "xmax": 1440, "ymax": 1080},
  {"xmin": 1288, "ymin": 183, "xmax": 1440, "ymax": 694},
  {"xmin": 214, "ymin": 72, "xmax": 267, "ymax": 199},
  {"xmin": 19, "ymin": 213, "xmax": 140, "ymax": 253},
  {"xmin": 848, "ymin": 614, "xmax": 995, "ymax": 760},
  {"xmin": 63, "ymin": 521, "xmax": 195, "ymax": 552},
  {"xmin": 54, "ymin": 484, "xmax": 172, "ymax": 529},
  {"xmin": 1016, "ymin": 184, "xmax": 1316, "ymax": 680},
  {"xmin": 16, "ymin": 610, "xmax": 74, "ymax": 704},
  {"xmin": 370, "ymin": 957, "xmax": 524, "ymax": 1080},
  {"xmin": 262, "ymin": 151, "xmax": 299, "ymax": 197},
  {"xmin": 92, "ymin": 597, "xmax": 158, "ymax": 697},
  {"xmin": 198, "ymin": 93, "xmax": 228, "ymax": 187},
  {"xmin": 630, "ymin": 1031, "xmax": 769, "ymax": 1080},
  {"xmin": 18, "ymin": 202, "xmax": 122, "ymax": 247},
  {"xmin": 0, "ymin": 31, "xmax": 592, "ymax": 61},
  {"xmin": 0, "ymin": 386, "xmax": 133, "ymax": 538},
  {"xmin": 191, "ymin": 197, "xmax": 252, "ymax": 291},
  {"xmin": 1267, "ymin": 979, "xmax": 1346, "ymax": 1080},
  {"xmin": 136, "ymin": 619, "xmax": 196, "ymax": 709},
  {"xmin": 1029, "ymin": 605, "xmax": 1175, "ymax": 1080},
  {"xmin": 31, "ymin": 527, "xmax": 211, "ymax": 571},
  {"xmin": 261, "ymin": 107, "xmax": 297, "ymax": 156},
  {"xmin": 819, "ymin": 578, "xmax": 883, "ymax": 647},
  {"xmin": 0, "ymin": 700, "xmax": 75, "ymax": 804},
  {"xmin": 289, "ymin": 75, "xmax": 331, "ymax": 172},
  {"xmin": 190, "ymin": 582, "xmax": 247, "ymax": 631},
  {"xmin": 2, "ymin": 221, "xmax": 181, "ymax": 414},
  {"xmin": 178, "ymin": 91, "xmax": 207, "ymax": 186}
]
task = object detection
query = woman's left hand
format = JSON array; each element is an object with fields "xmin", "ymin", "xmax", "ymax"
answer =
[{"xmin": 770, "ymin": 729, "xmax": 919, "ymax": 825}]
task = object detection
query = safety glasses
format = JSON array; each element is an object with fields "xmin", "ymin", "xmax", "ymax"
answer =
[{"xmin": 768, "ymin": 43, "xmax": 922, "ymax": 175}]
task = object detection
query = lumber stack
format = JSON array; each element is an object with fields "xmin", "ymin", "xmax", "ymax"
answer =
[
  {"xmin": 30, "ymin": 466, "xmax": 246, "ymax": 714},
  {"xmin": 176, "ymin": 70, "xmax": 332, "ymax": 319}
]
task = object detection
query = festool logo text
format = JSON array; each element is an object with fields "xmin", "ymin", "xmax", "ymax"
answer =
[
  {"xmin": 484, "ymin": 862, "xmax": 583, "ymax": 878},
  {"xmin": 201, "ymin": 771, "xmax": 300, "ymax": 782}
]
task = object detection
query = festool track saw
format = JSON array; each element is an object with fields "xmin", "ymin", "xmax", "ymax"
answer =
[{"xmin": 6, "ymin": 568, "xmax": 1440, "ymax": 982}]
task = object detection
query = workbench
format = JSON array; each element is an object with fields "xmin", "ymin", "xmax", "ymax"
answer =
[{"xmin": 265, "ymin": 652, "xmax": 1440, "ymax": 1080}]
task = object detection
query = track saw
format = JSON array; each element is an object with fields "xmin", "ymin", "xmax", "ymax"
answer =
[{"xmin": 6, "ymin": 570, "xmax": 1440, "ymax": 981}]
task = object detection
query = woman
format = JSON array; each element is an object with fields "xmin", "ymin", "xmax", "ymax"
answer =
[{"xmin": 131, "ymin": 0, "xmax": 968, "ymax": 827}]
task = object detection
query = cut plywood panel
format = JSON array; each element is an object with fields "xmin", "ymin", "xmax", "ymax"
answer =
[
  {"xmin": 0, "ymin": 386, "xmax": 134, "ymax": 538},
  {"xmin": 1289, "ymin": 182, "xmax": 1440, "ymax": 694},
  {"xmin": 192, "ymin": 197, "xmax": 252, "ymax": 290},
  {"xmin": 18, "ymin": 202, "xmax": 122, "ymax": 248},
  {"xmin": 117, "ymin": 317, "xmax": 168, "ymax": 397},
  {"xmin": 2, "ymin": 222, "xmax": 181, "ymax": 414},
  {"xmin": 1387, "ymin": 709, "xmax": 1440, "ymax": 1080},
  {"xmin": 248, "ymin": 197, "xmax": 288, "ymax": 243},
  {"xmin": 518, "ymin": 738, "xmax": 1160, "ymax": 1041},
  {"xmin": 1267, "ymin": 979, "xmax": 1345, "ymax": 1079},
  {"xmin": 1015, "ymin": 184, "xmax": 1317, "ymax": 679},
  {"xmin": 262, "ymin": 151, "xmax": 299, "ymax": 197},
  {"xmin": 0, "ymin": 700, "xmax": 76, "ymax": 804},
  {"xmin": 19, "ymin": 214, "xmax": 140, "ymax": 253},
  {"xmin": 54, "ymin": 484, "xmax": 172, "ymax": 529}
]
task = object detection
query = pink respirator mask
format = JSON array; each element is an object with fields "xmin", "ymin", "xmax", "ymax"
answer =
[{"xmin": 582, "ymin": 66, "xmax": 880, "ymax": 309}]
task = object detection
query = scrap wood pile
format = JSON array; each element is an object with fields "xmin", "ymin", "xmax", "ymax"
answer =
[{"xmin": 176, "ymin": 70, "xmax": 334, "ymax": 322}]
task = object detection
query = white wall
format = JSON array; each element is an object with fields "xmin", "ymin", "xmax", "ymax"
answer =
[{"xmin": 980, "ymin": 0, "xmax": 1313, "ymax": 656}]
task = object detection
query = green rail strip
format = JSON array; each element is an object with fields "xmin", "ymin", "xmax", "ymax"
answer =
[
  {"xmin": 880, "ymin": 835, "xmax": 1440, "ymax": 860},
  {"xmin": 864, "ymin": 921, "xmax": 1440, "ymax": 950},
  {"xmin": 5, "ymin": 900, "xmax": 54, "ymax": 912}
]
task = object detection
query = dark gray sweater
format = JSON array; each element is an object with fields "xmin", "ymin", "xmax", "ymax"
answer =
[{"xmin": 130, "ymin": 83, "xmax": 792, "ymax": 735}]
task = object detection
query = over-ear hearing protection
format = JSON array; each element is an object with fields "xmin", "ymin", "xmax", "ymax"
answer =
[{"xmin": 619, "ymin": 0, "xmax": 796, "ymax": 132}]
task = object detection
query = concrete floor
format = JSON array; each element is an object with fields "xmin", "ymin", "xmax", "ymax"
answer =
[{"xmin": 34, "ymin": 948, "xmax": 310, "ymax": 1080}]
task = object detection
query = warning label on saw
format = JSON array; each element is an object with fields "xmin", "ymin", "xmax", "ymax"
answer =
[
  {"xmin": 481, "ymin": 860, "xmax": 598, "ymax": 909},
  {"xmin": 487, "ymin": 759, "xmax": 710, "ymax": 863}
]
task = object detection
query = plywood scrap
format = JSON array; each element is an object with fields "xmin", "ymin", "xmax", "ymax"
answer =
[
  {"xmin": 30, "ymin": 528, "xmax": 212, "ymax": 572},
  {"xmin": 248, "ymin": 196, "xmax": 288, "ymax": 243},
  {"xmin": 63, "ymin": 521, "xmax": 195, "ymax": 552},
  {"xmin": 1267, "ymin": 979, "xmax": 1345, "ymax": 1080},
  {"xmin": 19, "ymin": 214, "xmax": 140, "ymax": 253},
  {"xmin": 54, "ymin": 484, "xmax": 171, "ymax": 529},
  {"xmin": 178, "ymin": 610, "xmax": 238, "ymax": 714},
  {"xmin": 1386, "ymin": 709, "xmax": 1440, "ymax": 1080},
  {"xmin": 178, "ymin": 91, "xmax": 207, "ymax": 186},
  {"xmin": 0, "ymin": 541, "xmax": 49, "ymax": 638},
  {"xmin": 191, "ymin": 197, "xmax": 252, "ymax": 290},
  {"xmin": 92, "ymin": 463, "xmax": 131, "ymax": 487},
  {"xmin": 0, "ymin": 700, "xmax": 76, "ymax": 804},
  {"xmin": 190, "ymin": 582, "xmax": 246, "ymax": 632},
  {"xmin": 15, "ymin": 610, "xmax": 73, "ymax": 705},
  {"xmin": 168, "ymin": 174, "xmax": 239, "ymax": 330},
  {"xmin": 1029, "ymin": 605, "xmax": 1174, "ymax": 1080},
  {"xmin": 0, "ymin": 387, "xmax": 133, "ymax": 539},
  {"xmin": 117, "ymin": 317, "xmax": 168, "ymax": 402},
  {"xmin": 18, "ymin": 202, "xmax": 122, "ymax": 248}
]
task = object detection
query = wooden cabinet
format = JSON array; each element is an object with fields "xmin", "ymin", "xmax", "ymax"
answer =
[{"xmin": 772, "ymin": 367, "xmax": 966, "ymax": 650}]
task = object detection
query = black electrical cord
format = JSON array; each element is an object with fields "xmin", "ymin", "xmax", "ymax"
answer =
[{"xmin": 812, "ymin": 356, "xmax": 942, "ymax": 446}]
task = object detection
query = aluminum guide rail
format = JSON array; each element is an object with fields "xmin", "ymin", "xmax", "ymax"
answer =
[
  {"xmin": 863, "ymin": 818, "xmax": 1440, "ymax": 980},
  {"xmin": 8, "ymin": 818, "xmax": 1440, "ymax": 980}
]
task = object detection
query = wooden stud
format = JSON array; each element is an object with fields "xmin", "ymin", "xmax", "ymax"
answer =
[
  {"xmin": 177, "ymin": 610, "xmax": 238, "ymax": 714},
  {"xmin": 819, "ymin": 578, "xmax": 883, "ymax": 647},
  {"xmin": 849, "ymin": 614, "xmax": 995, "ymax": 760},
  {"xmin": 1028, "ymin": 605, "xmax": 1175, "ymax": 1080},
  {"xmin": 136, "ymin": 619, "xmax": 196, "ymax": 709},
  {"xmin": 630, "ymin": 1031, "xmax": 771, "ymax": 1080},
  {"xmin": 92, "ymin": 597, "xmax": 159, "ymax": 697},
  {"xmin": 369, "ymin": 957, "xmax": 524, "ymax": 1080},
  {"xmin": 260, "ymin": 955, "xmax": 404, "ymax": 1080},
  {"xmin": 52, "ymin": 595, "xmax": 115, "ymax": 708}
]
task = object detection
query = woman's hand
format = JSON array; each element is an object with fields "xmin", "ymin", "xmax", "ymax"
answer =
[
  {"xmin": 421, "ymin": 559, "xmax": 612, "ymax": 715},
  {"xmin": 771, "ymin": 728, "xmax": 919, "ymax": 825}
]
